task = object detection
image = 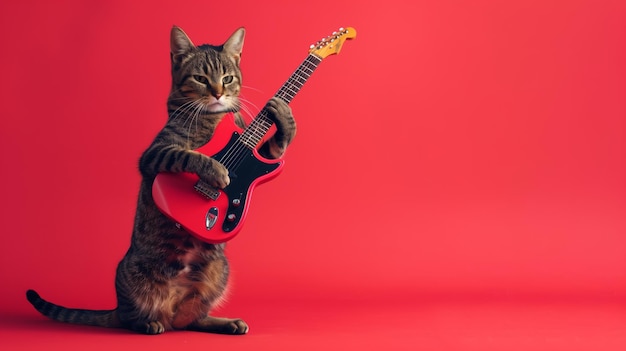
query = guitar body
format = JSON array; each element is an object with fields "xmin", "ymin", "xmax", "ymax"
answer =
[{"xmin": 152, "ymin": 114, "xmax": 284, "ymax": 243}]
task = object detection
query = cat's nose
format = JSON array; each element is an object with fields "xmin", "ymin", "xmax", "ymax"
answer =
[{"xmin": 213, "ymin": 93, "xmax": 222, "ymax": 100}]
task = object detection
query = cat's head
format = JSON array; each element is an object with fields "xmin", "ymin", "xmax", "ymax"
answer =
[{"xmin": 169, "ymin": 26, "xmax": 245, "ymax": 114}]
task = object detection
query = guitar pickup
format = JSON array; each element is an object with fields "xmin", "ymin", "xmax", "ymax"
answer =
[{"xmin": 194, "ymin": 180, "xmax": 220, "ymax": 200}]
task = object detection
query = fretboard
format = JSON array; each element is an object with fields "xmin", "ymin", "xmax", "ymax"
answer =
[{"xmin": 238, "ymin": 54, "xmax": 322, "ymax": 149}]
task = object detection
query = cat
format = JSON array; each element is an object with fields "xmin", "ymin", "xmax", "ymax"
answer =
[{"xmin": 26, "ymin": 25, "xmax": 296, "ymax": 335}]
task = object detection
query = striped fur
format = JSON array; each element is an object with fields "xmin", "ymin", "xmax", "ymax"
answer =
[
  {"xmin": 26, "ymin": 290, "xmax": 121, "ymax": 328},
  {"xmin": 27, "ymin": 26, "xmax": 295, "ymax": 335}
]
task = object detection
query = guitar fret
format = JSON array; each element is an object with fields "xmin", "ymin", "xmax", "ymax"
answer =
[
  {"xmin": 239, "ymin": 54, "xmax": 321, "ymax": 149},
  {"xmin": 250, "ymin": 130, "xmax": 265, "ymax": 141}
]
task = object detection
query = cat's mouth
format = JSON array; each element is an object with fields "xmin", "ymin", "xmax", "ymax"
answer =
[
  {"xmin": 203, "ymin": 96, "xmax": 238, "ymax": 113},
  {"xmin": 206, "ymin": 100, "xmax": 223, "ymax": 108},
  {"xmin": 203, "ymin": 97, "xmax": 227, "ymax": 112}
]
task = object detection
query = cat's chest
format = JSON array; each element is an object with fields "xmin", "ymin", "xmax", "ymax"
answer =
[
  {"xmin": 162, "ymin": 236, "xmax": 222, "ymax": 282},
  {"xmin": 178, "ymin": 248, "xmax": 199, "ymax": 275}
]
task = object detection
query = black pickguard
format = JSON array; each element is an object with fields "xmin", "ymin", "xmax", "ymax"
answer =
[{"xmin": 213, "ymin": 132, "xmax": 280, "ymax": 232}]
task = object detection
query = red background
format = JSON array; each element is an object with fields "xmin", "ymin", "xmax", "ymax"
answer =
[{"xmin": 1, "ymin": 0, "xmax": 625, "ymax": 350}]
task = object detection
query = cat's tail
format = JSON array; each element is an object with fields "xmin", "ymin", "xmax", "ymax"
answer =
[{"xmin": 26, "ymin": 289, "xmax": 122, "ymax": 328}]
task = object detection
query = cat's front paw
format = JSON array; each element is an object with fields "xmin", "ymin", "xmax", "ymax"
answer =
[
  {"xmin": 265, "ymin": 97, "xmax": 296, "ymax": 145},
  {"xmin": 199, "ymin": 157, "xmax": 230, "ymax": 188}
]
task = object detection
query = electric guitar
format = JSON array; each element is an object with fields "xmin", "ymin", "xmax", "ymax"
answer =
[{"xmin": 152, "ymin": 27, "xmax": 356, "ymax": 243}]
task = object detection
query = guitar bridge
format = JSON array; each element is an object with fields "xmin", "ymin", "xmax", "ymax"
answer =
[{"xmin": 194, "ymin": 180, "xmax": 220, "ymax": 200}]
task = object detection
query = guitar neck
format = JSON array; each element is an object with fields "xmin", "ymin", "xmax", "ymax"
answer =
[
  {"xmin": 239, "ymin": 53, "xmax": 323, "ymax": 149},
  {"xmin": 275, "ymin": 53, "xmax": 322, "ymax": 104}
]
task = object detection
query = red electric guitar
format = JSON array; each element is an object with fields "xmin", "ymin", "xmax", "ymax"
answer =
[{"xmin": 152, "ymin": 27, "xmax": 356, "ymax": 243}]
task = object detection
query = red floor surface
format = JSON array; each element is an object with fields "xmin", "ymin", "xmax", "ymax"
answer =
[{"xmin": 3, "ymin": 296, "xmax": 626, "ymax": 351}]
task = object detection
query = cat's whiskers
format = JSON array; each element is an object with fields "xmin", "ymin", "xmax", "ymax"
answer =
[
  {"xmin": 241, "ymin": 85, "xmax": 264, "ymax": 94},
  {"xmin": 185, "ymin": 100, "xmax": 206, "ymax": 145},
  {"xmin": 237, "ymin": 96, "xmax": 260, "ymax": 112},
  {"xmin": 169, "ymin": 99, "xmax": 199, "ymax": 123},
  {"xmin": 168, "ymin": 99, "xmax": 205, "ymax": 147},
  {"xmin": 237, "ymin": 105, "xmax": 255, "ymax": 122},
  {"xmin": 237, "ymin": 96, "xmax": 261, "ymax": 121}
]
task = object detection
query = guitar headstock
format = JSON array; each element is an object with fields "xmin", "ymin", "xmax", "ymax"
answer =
[{"xmin": 309, "ymin": 27, "xmax": 357, "ymax": 59}]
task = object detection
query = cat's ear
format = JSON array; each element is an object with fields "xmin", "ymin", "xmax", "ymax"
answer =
[
  {"xmin": 223, "ymin": 27, "xmax": 245, "ymax": 63},
  {"xmin": 170, "ymin": 26, "xmax": 195, "ymax": 63}
]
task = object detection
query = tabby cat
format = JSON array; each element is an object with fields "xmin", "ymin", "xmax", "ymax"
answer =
[{"xmin": 26, "ymin": 26, "xmax": 296, "ymax": 335}]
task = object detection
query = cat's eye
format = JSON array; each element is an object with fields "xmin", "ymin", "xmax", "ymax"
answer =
[
  {"xmin": 193, "ymin": 75, "xmax": 209, "ymax": 85},
  {"xmin": 222, "ymin": 75, "xmax": 234, "ymax": 85}
]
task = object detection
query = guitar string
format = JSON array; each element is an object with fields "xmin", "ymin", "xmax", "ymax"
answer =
[
  {"xmin": 223, "ymin": 55, "xmax": 319, "ymax": 168},
  {"xmin": 220, "ymin": 56, "xmax": 320, "ymax": 173},
  {"xmin": 216, "ymin": 64, "xmax": 304, "ymax": 170},
  {"xmin": 226, "ymin": 56, "xmax": 318, "ymax": 167},
  {"xmin": 216, "ymin": 55, "xmax": 321, "ymax": 175},
  {"xmin": 217, "ymin": 111, "xmax": 270, "ymax": 170}
]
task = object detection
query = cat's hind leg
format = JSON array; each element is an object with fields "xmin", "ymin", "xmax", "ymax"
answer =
[{"xmin": 189, "ymin": 316, "xmax": 248, "ymax": 335}]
